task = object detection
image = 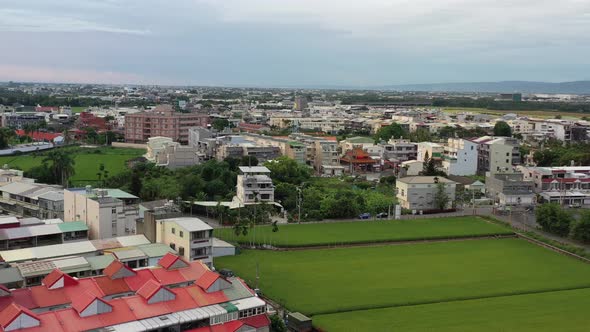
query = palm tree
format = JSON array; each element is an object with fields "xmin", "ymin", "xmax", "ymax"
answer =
[{"xmin": 43, "ymin": 150, "xmax": 76, "ymax": 186}]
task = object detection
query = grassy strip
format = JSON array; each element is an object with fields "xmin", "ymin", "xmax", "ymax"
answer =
[
  {"xmin": 215, "ymin": 216, "xmax": 513, "ymax": 247},
  {"xmin": 313, "ymin": 288, "xmax": 590, "ymax": 332}
]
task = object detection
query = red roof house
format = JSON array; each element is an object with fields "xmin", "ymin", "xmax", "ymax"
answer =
[
  {"xmin": 41, "ymin": 269, "xmax": 78, "ymax": 290},
  {"xmin": 158, "ymin": 253, "xmax": 189, "ymax": 270},
  {"xmin": 0, "ymin": 304, "xmax": 40, "ymax": 331}
]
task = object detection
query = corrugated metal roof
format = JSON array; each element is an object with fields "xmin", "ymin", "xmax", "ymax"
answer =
[
  {"xmin": 138, "ymin": 243, "xmax": 175, "ymax": 258},
  {"xmin": 0, "ymin": 267, "xmax": 23, "ymax": 283},
  {"xmin": 108, "ymin": 248, "xmax": 147, "ymax": 261},
  {"xmin": 162, "ymin": 217, "xmax": 212, "ymax": 232},
  {"xmin": 0, "ymin": 216, "xmax": 19, "ymax": 225},
  {"xmin": 86, "ymin": 254, "xmax": 116, "ymax": 270},
  {"xmin": 57, "ymin": 221, "xmax": 88, "ymax": 233},
  {"xmin": 116, "ymin": 235, "xmax": 151, "ymax": 247}
]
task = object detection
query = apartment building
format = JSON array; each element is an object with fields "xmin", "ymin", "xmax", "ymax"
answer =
[
  {"xmin": 64, "ymin": 187, "xmax": 140, "ymax": 240},
  {"xmin": 382, "ymin": 138, "xmax": 417, "ymax": 166},
  {"xmin": 519, "ymin": 166, "xmax": 590, "ymax": 206},
  {"xmin": 0, "ymin": 218, "xmax": 88, "ymax": 251},
  {"xmin": 416, "ymin": 142, "xmax": 444, "ymax": 163},
  {"xmin": 155, "ymin": 217, "xmax": 214, "ymax": 266},
  {"xmin": 1, "ymin": 112, "xmax": 45, "ymax": 129},
  {"xmin": 529, "ymin": 119, "xmax": 589, "ymax": 142},
  {"xmin": 396, "ymin": 176, "xmax": 457, "ymax": 211},
  {"xmin": 485, "ymin": 172, "xmax": 535, "ymax": 206},
  {"xmin": 236, "ymin": 166, "xmax": 275, "ymax": 205},
  {"xmin": 269, "ymin": 116, "xmax": 346, "ymax": 133},
  {"xmin": 472, "ymin": 136, "xmax": 520, "ymax": 175},
  {"xmin": 0, "ymin": 168, "xmax": 34, "ymax": 186},
  {"xmin": 124, "ymin": 105, "xmax": 210, "ymax": 144},
  {"xmin": 442, "ymin": 138, "xmax": 478, "ymax": 176}
]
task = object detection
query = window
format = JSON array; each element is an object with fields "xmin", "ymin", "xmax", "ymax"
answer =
[
  {"xmin": 506, "ymin": 152, "xmax": 510, "ymax": 156},
  {"xmin": 171, "ymin": 227, "xmax": 175, "ymax": 234},
  {"xmin": 170, "ymin": 243, "xmax": 176, "ymax": 250},
  {"xmin": 506, "ymin": 159, "xmax": 509, "ymax": 163},
  {"xmin": 179, "ymin": 246, "xmax": 185, "ymax": 256},
  {"xmin": 261, "ymin": 194, "xmax": 270, "ymax": 200},
  {"xmin": 112, "ymin": 208, "xmax": 117, "ymax": 214},
  {"xmin": 179, "ymin": 231, "xmax": 184, "ymax": 238}
]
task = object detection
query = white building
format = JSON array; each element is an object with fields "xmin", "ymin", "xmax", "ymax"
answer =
[
  {"xmin": 145, "ymin": 136, "xmax": 199, "ymax": 169},
  {"xmin": 155, "ymin": 217, "xmax": 213, "ymax": 266},
  {"xmin": 396, "ymin": 176, "xmax": 457, "ymax": 211},
  {"xmin": 442, "ymin": 138, "xmax": 478, "ymax": 176},
  {"xmin": 63, "ymin": 187, "xmax": 140, "ymax": 240},
  {"xmin": 236, "ymin": 166, "xmax": 275, "ymax": 205}
]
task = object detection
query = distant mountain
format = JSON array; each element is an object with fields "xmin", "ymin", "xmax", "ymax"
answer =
[{"xmin": 382, "ymin": 81, "xmax": 590, "ymax": 94}]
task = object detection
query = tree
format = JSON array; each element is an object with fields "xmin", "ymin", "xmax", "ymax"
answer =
[
  {"xmin": 270, "ymin": 314, "xmax": 287, "ymax": 332},
  {"xmin": 421, "ymin": 151, "xmax": 446, "ymax": 176},
  {"xmin": 535, "ymin": 203, "xmax": 573, "ymax": 236},
  {"xmin": 0, "ymin": 128, "xmax": 15, "ymax": 149},
  {"xmin": 43, "ymin": 150, "xmax": 76, "ymax": 186},
  {"xmin": 374, "ymin": 123, "xmax": 406, "ymax": 143},
  {"xmin": 434, "ymin": 181, "xmax": 450, "ymax": 210},
  {"xmin": 264, "ymin": 157, "xmax": 311, "ymax": 185},
  {"xmin": 240, "ymin": 155, "xmax": 259, "ymax": 167},
  {"xmin": 570, "ymin": 211, "xmax": 590, "ymax": 243},
  {"xmin": 212, "ymin": 118, "xmax": 230, "ymax": 131},
  {"xmin": 493, "ymin": 121, "xmax": 512, "ymax": 137}
]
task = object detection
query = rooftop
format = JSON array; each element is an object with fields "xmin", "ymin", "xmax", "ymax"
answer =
[
  {"xmin": 397, "ymin": 176, "xmax": 458, "ymax": 184},
  {"xmin": 162, "ymin": 217, "xmax": 213, "ymax": 232}
]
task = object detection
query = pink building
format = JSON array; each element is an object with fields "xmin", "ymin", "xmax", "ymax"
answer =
[{"xmin": 125, "ymin": 105, "xmax": 209, "ymax": 144}]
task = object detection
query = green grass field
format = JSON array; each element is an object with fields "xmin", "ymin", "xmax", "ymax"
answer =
[
  {"xmin": 443, "ymin": 107, "xmax": 585, "ymax": 119},
  {"xmin": 0, "ymin": 147, "xmax": 145, "ymax": 185},
  {"xmin": 71, "ymin": 106, "xmax": 86, "ymax": 113},
  {"xmin": 215, "ymin": 238, "xmax": 590, "ymax": 316},
  {"xmin": 313, "ymin": 288, "xmax": 590, "ymax": 332},
  {"xmin": 214, "ymin": 217, "xmax": 513, "ymax": 247}
]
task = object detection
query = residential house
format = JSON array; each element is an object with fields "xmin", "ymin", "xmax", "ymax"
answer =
[
  {"xmin": 396, "ymin": 176, "xmax": 457, "ymax": 211},
  {"xmin": 155, "ymin": 217, "xmax": 214, "ymax": 266},
  {"xmin": 442, "ymin": 138, "xmax": 478, "ymax": 176}
]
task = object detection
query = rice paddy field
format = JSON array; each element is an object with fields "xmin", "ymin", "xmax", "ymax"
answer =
[
  {"xmin": 215, "ymin": 217, "xmax": 590, "ymax": 331},
  {"xmin": 442, "ymin": 107, "xmax": 586, "ymax": 119},
  {"xmin": 214, "ymin": 217, "xmax": 513, "ymax": 247}
]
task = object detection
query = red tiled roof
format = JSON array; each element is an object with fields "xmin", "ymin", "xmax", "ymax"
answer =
[
  {"xmin": 42, "ymin": 269, "xmax": 78, "ymax": 288},
  {"xmin": 93, "ymin": 276, "xmax": 131, "ymax": 296},
  {"xmin": 185, "ymin": 285, "xmax": 228, "ymax": 307},
  {"xmin": 0, "ymin": 289, "xmax": 36, "ymax": 312},
  {"xmin": 0, "ymin": 303, "xmax": 39, "ymax": 329},
  {"xmin": 210, "ymin": 320, "xmax": 244, "ymax": 332},
  {"xmin": 242, "ymin": 314, "xmax": 271, "ymax": 328},
  {"xmin": 179, "ymin": 261, "xmax": 209, "ymax": 281},
  {"xmin": 541, "ymin": 178, "xmax": 590, "ymax": 183},
  {"xmin": 14, "ymin": 130, "xmax": 62, "ymax": 142},
  {"xmin": 124, "ymin": 269, "xmax": 156, "ymax": 291},
  {"xmin": 196, "ymin": 271, "xmax": 222, "ymax": 291},
  {"xmin": 71, "ymin": 291, "xmax": 110, "ymax": 314},
  {"xmin": 151, "ymin": 268, "xmax": 188, "ymax": 286},
  {"xmin": 103, "ymin": 260, "xmax": 136, "ymax": 279},
  {"xmin": 0, "ymin": 285, "xmax": 9, "ymax": 295},
  {"xmin": 136, "ymin": 279, "xmax": 165, "ymax": 301},
  {"xmin": 30, "ymin": 283, "xmax": 70, "ymax": 308},
  {"xmin": 158, "ymin": 253, "xmax": 188, "ymax": 270}
]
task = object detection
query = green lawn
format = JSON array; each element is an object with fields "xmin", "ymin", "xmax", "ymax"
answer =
[
  {"xmin": 215, "ymin": 238, "xmax": 590, "ymax": 315},
  {"xmin": 0, "ymin": 147, "xmax": 145, "ymax": 185},
  {"xmin": 214, "ymin": 217, "xmax": 513, "ymax": 247},
  {"xmin": 313, "ymin": 288, "xmax": 590, "ymax": 332},
  {"xmin": 71, "ymin": 106, "xmax": 86, "ymax": 113}
]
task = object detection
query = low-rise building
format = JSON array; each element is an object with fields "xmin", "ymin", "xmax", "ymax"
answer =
[
  {"xmin": 0, "ymin": 182, "xmax": 64, "ymax": 219},
  {"xmin": 485, "ymin": 172, "xmax": 535, "ymax": 206},
  {"xmin": 519, "ymin": 166, "xmax": 590, "ymax": 206},
  {"xmin": 416, "ymin": 142, "xmax": 444, "ymax": 163},
  {"xmin": 155, "ymin": 217, "xmax": 214, "ymax": 266},
  {"xmin": 146, "ymin": 136, "xmax": 199, "ymax": 169},
  {"xmin": 472, "ymin": 136, "xmax": 521, "ymax": 175},
  {"xmin": 396, "ymin": 176, "xmax": 457, "ymax": 211}
]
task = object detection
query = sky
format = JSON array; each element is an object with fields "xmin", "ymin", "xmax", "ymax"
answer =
[{"xmin": 1, "ymin": 0, "xmax": 590, "ymax": 87}]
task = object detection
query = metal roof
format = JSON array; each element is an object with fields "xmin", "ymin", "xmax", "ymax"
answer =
[
  {"xmin": 238, "ymin": 166, "xmax": 271, "ymax": 173},
  {"xmin": 162, "ymin": 217, "xmax": 213, "ymax": 232},
  {"xmin": 57, "ymin": 221, "xmax": 88, "ymax": 233},
  {"xmin": 0, "ymin": 216, "xmax": 19, "ymax": 225},
  {"xmin": 86, "ymin": 254, "xmax": 116, "ymax": 270},
  {"xmin": 231, "ymin": 297, "xmax": 266, "ymax": 311},
  {"xmin": 116, "ymin": 235, "xmax": 151, "ymax": 247},
  {"xmin": 137, "ymin": 243, "xmax": 175, "ymax": 258},
  {"xmin": 0, "ymin": 267, "xmax": 24, "ymax": 283},
  {"xmin": 108, "ymin": 248, "xmax": 147, "ymax": 261}
]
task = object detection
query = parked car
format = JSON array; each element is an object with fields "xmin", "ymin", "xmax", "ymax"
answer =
[
  {"xmin": 359, "ymin": 213, "xmax": 371, "ymax": 219},
  {"xmin": 375, "ymin": 212, "xmax": 388, "ymax": 219}
]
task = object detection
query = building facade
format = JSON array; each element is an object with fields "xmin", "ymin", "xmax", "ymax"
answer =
[
  {"xmin": 155, "ymin": 217, "xmax": 214, "ymax": 266},
  {"xmin": 442, "ymin": 138, "xmax": 478, "ymax": 176},
  {"xmin": 236, "ymin": 166, "xmax": 275, "ymax": 205},
  {"xmin": 125, "ymin": 105, "xmax": 210, "ymax": 144},
  {"xmin": 396, "ymin": 176, "xmax": 457, "ymax": 211}
]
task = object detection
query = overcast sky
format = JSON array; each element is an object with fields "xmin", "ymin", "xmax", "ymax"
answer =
[{"xmin": 1, "ymin": 0, "xmax": 590, "ymax": 86}]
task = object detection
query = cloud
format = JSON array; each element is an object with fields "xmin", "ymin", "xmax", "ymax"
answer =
[{"xmin": 0, "ymin": 64, "xmax": 154, "ymax": 85}]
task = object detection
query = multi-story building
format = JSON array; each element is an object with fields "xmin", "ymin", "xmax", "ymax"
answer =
[
  {"xmin": 64, "ymin": 187, "xmax": 140, "ymax": 240},
  {"xmin": 416, "ymin": 142, "xmax": 444, "ymax": 163},
  {"xmin": 519, "ymin": 166, "xmax": 590, "ymax": 206},
  {"xmin": 0, "ymin": 168, "xmax": 34, "ymax": 186},
  {"xmin": 472, "ymin": 136, "xmax": 520, "ymax": 175},
  {"xmin": 396, "ymin": 176, "xmax": 457, "ymax": 211},
  {"xmin": 236, "ymin": 166, "xmax": 275, "ymax": 205},
  {"xmin": 381, "ymin": 138, "xmax": 417, "ymax": 167},
  {"xmin": 442, "ymin": 138, "xmax": 478, "ymax": 176},
  {"xmin": 529, "ymin": 119, "xmax": 589, "ymax": 142},
  {"xmin": 155, "ymin": 217, "xmax": 214, "ymax": 267},
  {"xmin": 0, "ymin": 182, "xmax": 64, "ymax": 219},
  {"xmin": 0, "ymin": 254, "xmax": 269, "ymax": 332},
  {"xmin": 485, "ymin": 172, "xmax": 535, "ymax": 206},
  {"xmin": 1, "ymin": 112, "xmax": 45, "ymax": 129},
  {"xmin": 125, "ymin": 105, "xmax": 210, "ymax": 144},
  {"xmin": 146, "ymin": 136, "xmax": 199, "ymax": 169}
]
